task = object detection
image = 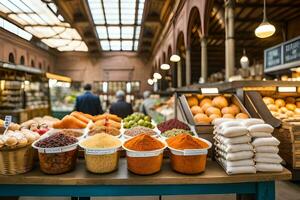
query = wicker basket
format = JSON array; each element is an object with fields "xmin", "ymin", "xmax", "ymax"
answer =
[{"xmin": 0, "ymin": 145, "xmax": 35, "ymax": 175}]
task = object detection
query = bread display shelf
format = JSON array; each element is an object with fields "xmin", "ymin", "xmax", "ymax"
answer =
[{"xmin": 178, "ymin": 94, "xmax": 250, "ymax": 134}]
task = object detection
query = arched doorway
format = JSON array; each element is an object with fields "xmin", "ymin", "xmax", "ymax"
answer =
[
  {"xmin": 8, "ymin": 53, "xmax": 15, "ymax": 64},
  {"xmin": 31, "ymin": 60, "xmax": 35, "ymax": 67},
  {"xmin": 167, "ymin": 45, "xmax": 176, "ymax": 87},
  {"xmin": 20, "ymin": 56, "xmax": 25, "ymax": 65},
  {"xmin": 187, "ymin": 7, "xmax": 201, "ymax": 83},
  {"xmin": 176, "ymin": 32, "xmax": 186, "ymax": 86}
]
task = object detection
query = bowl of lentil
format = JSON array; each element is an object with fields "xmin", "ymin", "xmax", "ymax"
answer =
[
  {"xmin": 32, "ymin": 133, "xmax": 78, "ymax": 174},
  {"xmin": 123, "ymin": 126, "xmax": 158, "ymax": 139},
  {"xmin": 166, "ymin": 134, "xmax": 211, "ymax": 174},
  {"xmin": 160, "ymin": 128, "xmax": 196, "ymax": 140},
  {"xmin": 79, "ymin": 133, "xmax": 122, "ymax": 173},
  {"xmin": 122, "ymin": 134, "xmax": 166, "ymax": 175}
]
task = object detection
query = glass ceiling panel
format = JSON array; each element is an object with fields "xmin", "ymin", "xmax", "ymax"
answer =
[
  {"xmin": 87, "ymin": 0, "xmax": 146, "ymax": 51},
  {"xmin": 0, "ymin": 0, "xmax": 87, "ymax": 51}
]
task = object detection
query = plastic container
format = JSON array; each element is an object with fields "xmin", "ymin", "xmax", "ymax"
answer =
[
  {"xmin": 79, "ymin": 142, "xmax": 122, "ymax": 174},
  {"xmin": 122, "ymin": 141, "xmax": 167, "ymax": 175},
  {"xmin": 0, "ymin": 145, "xmax": 34, "ymax": 175},
  {"xmin": 32, "ymin": 141, "xmax": 78, "ymax": 174},
  {"xmin": 168, "ymin": 138, "xmax": 212, "ymax": 174}
]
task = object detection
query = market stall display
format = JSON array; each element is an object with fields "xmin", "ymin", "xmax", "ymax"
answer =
[
  {"xmin": 157, "ymin": 118, "xmax": 190, "ymax": 133},
  {"xmin": 123, "ymin": 113, "xmax": 154, "ymax": 129},
  {"xmin": 79, "ymin": 133, "xmax": 122, "ymax": 173},
  {"xmin": 161, "ymin": 129, "xmax": 195, "ymax": 138},
  {"xmin": 123, "ymin": 126, "xmax": 157, "ymax": 138}
]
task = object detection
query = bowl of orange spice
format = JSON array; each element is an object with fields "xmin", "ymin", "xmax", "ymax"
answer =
[
  {"xmin": 123, "ymin": 134, "xmax": 166, "ymax": 175},
  {"xmin": 166, "ymin": 134, "xmax": 212, "ymax": 174}
]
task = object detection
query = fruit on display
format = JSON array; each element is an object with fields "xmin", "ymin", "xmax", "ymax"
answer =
[
  {"xmin": 263, "ymin": 96, "xmax": 300, "ymax": 120},
  {"xmin": 123, "ymin": 113, "xmax": 154, "ymax": 129},
  {"xmin": 187, "ymin": 95, "xmax": 249, "ymax": 124},
  {"xmin": 187, "ymin": 96, "xmax": 199, "ymax": 107}
]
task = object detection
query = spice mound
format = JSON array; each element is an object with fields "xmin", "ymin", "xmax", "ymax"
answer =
[
  {"xmin": 80, "ymin": 133, "xmax": 121, "ymax": 174},
  {"xmin": 124, "ymin": 126, "xmax": 156, "ymax": 137},
  {"xmin": 88, "ymin": 125, "xmax": 120, "ymax": 136},
  {"xmin": 36, "ymin": 133, "xmax": 78, "ymax": 148},
  {"xmin": 157, "ymin": 119, "xmax": 190, "ymax": 133},
  {"xmin": 60, "ymin": 129, "xmax": 83, "ymax": 138},
  {"xmin": 81, "ymin": 133, "xmax": 121, "ymax": 148},
  {"xmin": 167, "ymin": 134, "xmax": 208, "ymax": 150},
  {"xmin": 161, "ymin": 129, "xmax": 194, "ymax": 138},
  {"xmin": 124, "ymin": 134, "xmax": 164, "ymax": 151}
]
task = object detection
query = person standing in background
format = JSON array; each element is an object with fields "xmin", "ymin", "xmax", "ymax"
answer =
[
  {"xmin": 75, "ymin": 84, "xmax": 103, "ymax": 115},
  {"xmin": 109, "ymin": 90, "xmax": 133, "ymax": 118},
  {"xmin": 140, "ymin": 90, "xmax": 155, "ymax": 115}
]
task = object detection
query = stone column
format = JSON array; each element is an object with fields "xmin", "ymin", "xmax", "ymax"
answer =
[
  {"xmin": 177, "ymin": 61, "xmax": 182, "ymax": 88},
  {"xmin": 201, "ymin": 37, "xmax": 208, "ymax": 82},
  {"xmin": 225, "ymin": 0, "xmax": 235, "ymax": 81},
  {"xmin": 185, "ymin": 47, "xmax": 191, "ymax": 85}
]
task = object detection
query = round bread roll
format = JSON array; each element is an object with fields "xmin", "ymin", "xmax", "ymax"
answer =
[
  {"xmin": 286, "ymin": 103, "xmax": 296, "ymax": 111},
  {"xmin": 221, "ymin": 107, "xmax": 236, "ymax": 115},
  {"xmin": 17, "ymin": 137, "xmax": 28, "ymax": 148},
  {"xmin": 196, "ymin": 94, "xmax": 204, "ymax": 100},
  {"xmin": 187, "ymin": 96, "xmax": 199, "ymax": 107},
  {"xmin": 194, "ymin": 113, "xmax": 212, "ymax": 124},
  {"xmin": 296, "ymin": 102, "xmax": 300, "ymax": 108},
  {"xmin": 279, "ymin": 113, "xmax": 287, "ymax": 119},
  {"xmin": 8, "ymin": 123, "xmax": 21, "ymax": 131},
  {"xmin": 263, "ymin": 97, "xmax": 275, "ymax": 105},
  {"xmin": 236, "ymin": 113, "xmax": 249, "ymax": 119},
  {"xmin": 286, "ymin": 110, "xmax": 294, "ymax": 117},
  {"xmin": 229, "ymin": 104, "xmax": 240, "ymax": 115},
  {"xmin": 0, "ymin": 138, "xmax": 4, "ymax": 148},
  {"xmin": 275, "ymin": 99, "xmax": 285, "ymax": 108},
  {"xmin": 271, "ymin": 111, "xmax": 279, "ymax": 118},
  {"xmin": 206, "ymin": 106, "xmax": 221, "ymax": 116},
  {"xmin": 209, "ymin": 114, "xmax": 221, "ymax": 121},
  {"xmin": 191, "ymin": 105, "xmax": 203, "ymax": 115},
  {"xmin": 286, "ymin": 97, "xmax": 296, "ymax": 104},
  {"xmin": 5, "ymin": 137, "xmax": 18, "ymax": 146},
  {"xmin": 212, "ymin": 96, "xmax": 228, "ymax": 109},
  {"xmin": 200, "ymin": 98, "xmax": 212, "ymax": 107},
  {"xmin": 201, "ymin": 103, "xmax": 213, "ymax": 112},
  {"xmin": 267, "ymin": 104, "xmax": 278, "ymax": 112},
  {"xmin": 280, "ymin": 107, "xmax": 288, "ymax": 113},
  {"xmin": 222, "ymin": 114, "xmax": 235, "ymax": 119},
  {"xmin": 295, "ymin": 108, "xmax": 300, "ymax": 115}
]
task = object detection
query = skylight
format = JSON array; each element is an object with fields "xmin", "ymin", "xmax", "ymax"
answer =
[
  {"xmin": 87, "ymin": 0, "xmax": 145, "ymax": 51},
  {"xmin": 0, "ymin": 0, "xmax": 88, "ymax": 52}
]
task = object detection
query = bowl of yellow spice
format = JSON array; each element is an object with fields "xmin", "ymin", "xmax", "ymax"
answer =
[{"xmin": 79, "ymin": 133, "xmax": 122, "ymax": 173}]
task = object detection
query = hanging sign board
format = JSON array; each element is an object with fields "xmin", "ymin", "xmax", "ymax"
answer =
[{"xmin": 264, "ymin": 36, "xmax": 300, "ymax": 73}]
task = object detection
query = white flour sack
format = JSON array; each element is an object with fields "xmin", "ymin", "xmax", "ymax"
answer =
[
  {"xmin": 217, "ymin": 150, "xmax": 254, "ymax": 161},
  {"xmin": 217, "ymin": 126, "xmax": 248, "ymax": 138},
  {"xmin": 240, "ymin": 118, "xmax": 264, "ymax": 127},
  {"xmin": 215, "ymin": 142, "xmax": 253, "ymax": 153},
  {"xmin": 255, "ymin": 163, "xmax": 283, "ymax": 172},
  {"xmin": 255, "ymin": 146, "xmax": 279, "ymax": 153},
  {"xmin": 248, "ymin": 124, "xmax": 274, "ymax": 133},
  {"xmin": 215, "ymin": 134, "xmax": 251, "ymax": 145},
  {"xmin": 249, "ymin": 132, "xmax": 272, "ymax": 138},
  {"xmin": 252, "ymin": 137, "xmax": 280, "ymax": 147}
]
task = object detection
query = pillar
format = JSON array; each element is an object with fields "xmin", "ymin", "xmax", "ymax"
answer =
[
  {"xmin": 177, "ymin": 61, "xmax": 182, "ymax": 88},
  {"xmin": 225, "ymin": 0, "xmax": 235, "ymax": 81},
  {"xmin": 201, "ymin": 37, "xmax": 208, "ymax": 83},
  {"xmin": 185, "ymin": 48, "xmax": 191, "ymax": 85}
]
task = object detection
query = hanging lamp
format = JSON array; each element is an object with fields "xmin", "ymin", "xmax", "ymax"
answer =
[
  {"xmin": 255, "ymin": 0, "xmax": 276, "ymax": 38},
  {"xmin": 153, "ymin": 72, "xmax": 162, "ymax": 79},
  {"xmin": 170, "ymin": 54, "xmax": 181, "ymax": 62},
  {"xmin": 147, "ymin": 78, "xmax": 154, "ymax": 85},
  {"xmin": 160, "ymin": 63, "xmax": 170, "ymax": 70}
]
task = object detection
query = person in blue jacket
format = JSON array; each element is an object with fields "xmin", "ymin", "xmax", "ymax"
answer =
[
  {"xmin": 75, "ymin": 84, "xmax": 103, "ymax": 115},
  {"xmin": 109, "ymin": 90, "xmax": 133, "ymax": 118}
]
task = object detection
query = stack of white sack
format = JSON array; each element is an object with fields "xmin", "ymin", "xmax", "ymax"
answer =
[
  {"xmin": 213, "ymin": 119, "xmax": 256, "ymax": 175},
  {"xmin": 242, "ymin": 119, "xmax": 283, "ymax": 172}
]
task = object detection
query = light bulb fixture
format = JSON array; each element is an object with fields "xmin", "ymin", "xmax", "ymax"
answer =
[
  {"xmin": 160, "ymin": 63, "xmax": 170, "ymax": 70},
  {"xmin": 240, "ymin": 48, "xmax": 249, "ymax": 68},
  {"xmin": 147, "ymin": 78, "xmax": 154, "ymax": 85},
  {"xmin": 152, "ymin": 78, "xmax": 158, "ymax": 83},
  {"xmin": 255, "ymin": 0, "xmax": 275, "ymax": 38},
  {"xmin": 153, "ymin": 72, "xmax": 162, "ymax": 79},
  {"xmin": 170, "ymin": 54, "xmax": 181, "ymax": 62}
]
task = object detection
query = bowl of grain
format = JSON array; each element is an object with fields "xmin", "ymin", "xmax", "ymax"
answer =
[{"xmin": 79, "ymin": 133, "xmax": 122, "ymax": 173}]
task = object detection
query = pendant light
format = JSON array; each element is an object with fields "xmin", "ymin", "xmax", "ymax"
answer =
[
  {"xmin": 255, "ymin": 0, "xmax": 276, "ymax": 38},
  {"xmin": 240, "ymin": 49, "xmax": 249, "ymax": 68},
  {"xmin": 160, "ymin": 63, "xmax": 170, "ymax": 70},
  {"xmin": 152, "ymin": 78, "xmax": 158, "ymax": 83},
  {"xmin": 153, "ymin": 72, "xmax": 162, "ymax": 79},
  {"xmin": 170, "ymin": 54, "xmax": 181, "ymax": 62},
  {"xmin": 147, "ymin": 78, "xmax": 154, "ymax": 85}
]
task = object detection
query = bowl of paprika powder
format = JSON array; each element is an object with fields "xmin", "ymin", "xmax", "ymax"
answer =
[{"xmin": 123, "ymin": 134, "xmax": 166, "ymax": 175}]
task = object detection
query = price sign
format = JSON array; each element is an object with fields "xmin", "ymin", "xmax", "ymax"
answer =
[
  {"xmin": 4, "ymin": 115, "xmax": 12, "ymax": 128},
  {"xmin": 284, "ymin": 38, "xmax": 300, "ymax": 63}
]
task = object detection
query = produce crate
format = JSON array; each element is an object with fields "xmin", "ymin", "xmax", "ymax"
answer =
[
  {"xmin": 178, "ymin": 94, "xmax": 250, "ymax": 134},
  {"xmin": 273, "ymin": 121, "xmax": 300, "ymax": 169}
]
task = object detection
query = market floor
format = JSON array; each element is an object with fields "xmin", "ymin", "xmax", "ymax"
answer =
[{"xmin": 15, "ymin": 181, "xmax": 300, "ymax": 200}]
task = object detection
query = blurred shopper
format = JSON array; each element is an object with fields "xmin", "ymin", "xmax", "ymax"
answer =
[
  {"xmin": 140, "ymin": 90, "xmax": 155, "ymax": 115},
  {"xmin": 75, "ymin": 84, "xmax": 103, "ymax": 115},
  {"xmin": 110, "ymin": 90, "xmax": 133, "ymax": 118}
]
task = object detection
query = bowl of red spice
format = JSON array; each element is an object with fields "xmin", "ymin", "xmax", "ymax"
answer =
[
  {"xmin": 32, "ymin": 133, "xmax": 78, "ymax": 174},
  {"xmin": 166, "ymin": 134, "xmax": 211, "ymax": 174},
  {"xmin": 122, "ymin": 134, "xmax": 166, "ymax": 175}
]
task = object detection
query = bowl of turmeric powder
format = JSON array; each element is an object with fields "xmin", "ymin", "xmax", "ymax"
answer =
[
  {"xmin": 166, "ymin": 134, "xmax": 212, "ymax": 174},
  {"xmin": 122, "ymin": 134, "xmax": 167, "ymax": 175}
]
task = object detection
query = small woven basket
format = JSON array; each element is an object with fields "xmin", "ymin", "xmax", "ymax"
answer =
[{"xmin": 0, "ymin": 145, "xmax": 34, "ymax": 175}]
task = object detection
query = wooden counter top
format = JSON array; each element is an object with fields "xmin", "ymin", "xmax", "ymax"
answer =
[{"xmin": 0, "ymin": 159, "xmax": 291, "ymax": 185}]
